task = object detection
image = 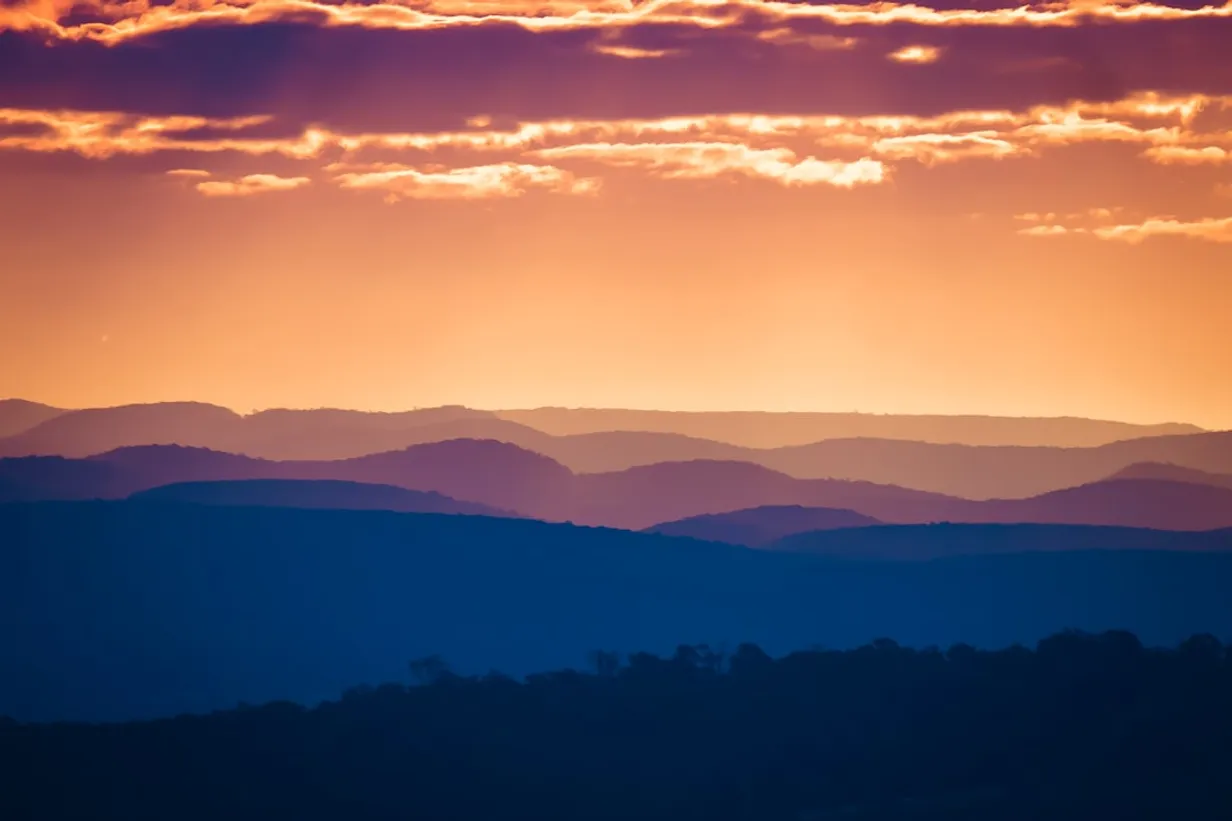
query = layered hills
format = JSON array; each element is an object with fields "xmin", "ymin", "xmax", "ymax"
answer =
[{"xmin": 4, "ymin": 500, "xmax": 1232, "ymax": 722}]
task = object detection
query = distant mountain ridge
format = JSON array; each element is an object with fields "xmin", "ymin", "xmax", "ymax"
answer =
[
  {"xmin": 0, "ymin": 400, "xmax": 1204, "ymax": 457},
  {"xmin": 0, "ymin": 401, "xmax": 1225, "ymax": 500},
  {"xmin": 4, "ymin": 440, "xmax": 1232, "ymax": 531},
  {"xmin": 0, "ymin": 399, "xmax": 67, "ymax": 438},
  {"xmin": 495, "ymin": 407, "xmax": 1203, "ymax": 448}
]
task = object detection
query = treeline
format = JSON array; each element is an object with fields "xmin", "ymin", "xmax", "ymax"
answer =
[{"xmin": 3, "ymin": 631, "xmax": 1232, "ymax": 820}]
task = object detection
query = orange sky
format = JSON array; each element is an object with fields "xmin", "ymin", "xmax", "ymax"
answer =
[{"xmin": 2, "ymin": 1, "xmax": 1231, "ymax": 427}]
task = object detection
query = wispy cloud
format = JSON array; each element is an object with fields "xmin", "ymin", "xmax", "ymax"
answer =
[
  {"xmin": 1092, "ymin": 215, "xmax": 1232, "ymax": 244},
  {"xmin": 887, "ymin": 45, "xmax": 942, "ymax": 64},
  {"xmin": 6, "ymin": 91, "xmax": 1231, "ymax": 208},
  {"xmin": 194, "ymin": 173, "xmax": 312, "ymax": 197},
  {"xmin": 6, "ymin": 92, "xmax": 1229, "ymax": 169},
  {"xmin": 755, "ymin": 28, "xmax": 859, "ymax": 51},
  {"xmin": 1142, "ymin": 146, "xmax": 1232, "ymax": 165},
  {"xmin": 533, "ymin": 141, "xmax": 888, "ymax": 187},
  {"xmin": 331, "ymin": 162, "xmax": 599, "ymax": 200},
  {"xmin": 7, "ymin": 0, "xmax": 1232, "ymax": 45},
  {"xmin": 1018, "ymin": 210, "xmax": 1232, "ymax": 243}
]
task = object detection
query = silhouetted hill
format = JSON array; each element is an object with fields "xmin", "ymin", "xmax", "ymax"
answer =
[
  {"xmin": 1108, "ymin": 462, "xmax": 1232, "ymax": 491},
  {"xmin": 774, "ymin": 523, "xmax": 1232, "ymax": 560},
  {"xmin": 0, "ymin": 399, "xmax": 65, "ymax": 438},
  {"xmin": 5, "ymin": 443, "xmax": 1232, "ymax": 530},
  {"xmin": 0, "ymin": 455, "xmax": 127, "ymax": 500},
  {"xmin": 497, "ymin": 407, "xmax": 1202, "ymax": 448},
  {"xmin": 570, "ymin": 460, "xmax": 952, "ymax": 529},
  {"xmin": 4, "ymin": 630, "xmax": 1232, "ymax": 821},
  {"xmin": 130, "ymin": 480, "xmax": 510, "ymax": 517},
  {"xmin": 223, "ymin": 407, "xmax": 519, "ymax": 460},
  {"xmin": 961, "ymin": 478, "xmax": 1232, "ymax": 531},
  {"xmin": 0, "ymin": 402, "xmax": 245, "ymax": 457},
  {"xmin": 750, "ymin": 431, "xmax": 1232, "ymax": 499},
  {"xmin": 313, "ymin": 439, "xmax": 575, "ymax": 516},
  {"xmin": 645, "ymin": 505, "xmax": 882, "ymax": 547},
  {"xmin": 1, "ymin": 402, "xmax": 1226, "ymax": 499},
  {"xmin": 4, "ymin": 500, "xmax": 1232, "ymax": 723}
]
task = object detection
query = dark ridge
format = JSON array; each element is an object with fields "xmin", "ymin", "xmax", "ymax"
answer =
[{"xmin": 2, "ymin": 630, "xmax": 1231, "ymax": 821}]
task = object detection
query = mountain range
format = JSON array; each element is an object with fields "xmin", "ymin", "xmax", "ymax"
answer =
[
  {"xmin": 4, "ymin": 441, "xmax": 1232, "ymax": 531},
  {"xmin": 4, "ymin": 500, "xmax": 1232, "ymax": 722},
  {"xmin": 0, "ymin": 400, "xmax": 1228, "ymax": 499}
]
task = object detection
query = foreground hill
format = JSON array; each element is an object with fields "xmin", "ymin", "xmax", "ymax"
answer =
[
  {"xmin": 5, "ymin": 443, "xmax": 1232, "ymax": 530},
  {"xmin": 3, "ymin": 631, "xmax": 1230, "ymax": 821},
  {"xmin": 644, "ymin": 505, "xmax": 882, "ymax": 547},
  {"xmin": 4, "ymin": 501, "xmax": 1232, "ymax": 722},
  {"xmin": 130, "ymin": 480, "xmax": 509, "ymax": 517}
]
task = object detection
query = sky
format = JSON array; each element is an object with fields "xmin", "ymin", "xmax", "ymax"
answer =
[{"xmin": 1, "ymin": 0, "xmax": 1231, "ymax": 427}]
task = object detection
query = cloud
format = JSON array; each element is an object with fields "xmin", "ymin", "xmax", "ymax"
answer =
[
  {"xmin": 194, "ymin": 173, "xmax": 312, "ymax": 196},
  {"xmin": 1017, "ymin": 209, "xmax": 1232, "ymax": 243},
  {"xmin": 0, "ymin": 108, "xmax": 321, "ymax": 159},
  {"xmin": 1141, "ymin": 145, "xmax": 1232, "ymax": 165},
  {"xmin": 870, "ymin": 131, "xmax": 1020, "ymax": 163},
  {"xmin": 4, "ymin": 90, "xmax": 1229, "ymax": 202},
  {"xmin": 532, "ymin": 141, "xmax": 888, "ymax": 187},
  {"xmin": 9, "ymin": 0, "xmax": 1232, "ymax": 46},
  {"xmin": 1091, "ymin": 215, "xmax": 1232, "ymax": 244},
  {"xmin": 1017, "ymin": 224, "xmax": 1072, "ymax": 237},
  {"xmin": 755, "ymin": 28, "xmax": 859, "ymax": 51},
  {"xmin": 588, "ymin": 42, "xmax": 681, "ymax": 59},
  {"xmin": 888, "ymin": 45, "xmax": 942, "ymax": 64},
  {"xmin": 166, "ymin": 168, "xmax": 212, "ymax": 177},
  {"xmin": 330, "ymin": 161, "xmax": 599, "ymax": 200}
]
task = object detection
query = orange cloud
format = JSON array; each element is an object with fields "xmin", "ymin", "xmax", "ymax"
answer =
[
  {"xmin": 331, "ymin": 162, "xmax": 599, "ymax": 200},
  {"xmin": 588, "ymin": 43, "xmax": 681, "ymax": 59},
  {"xmin": 0, "ymin": 108, "xmax": 320, "ymax": 159},
  {"xmin": 532, "ymin": 141, "xmax": 888, "ymax": 187},
  {"xmin": 1091, "ymin": 216, "xmax": 1232, "ymax": 244},
  {"xmin": 166, "ymin": 168, "xmax": 212, "ymax": 177},
  {"xmin": 1017, "ymin": 224, "xmax": 1072, "ymax": 237},
  {"xmin": 8, "ymin": 0, "xmax": 1232, "ymax": 45},
  {"xmin": 888, "ymin": 44, "xmax": 942, "ymax": 64},
  {"xmin": 5, "ymin": 91, "xmax": 1230, "ymax": 207},
  {"xmin": 1142, "ymin": 145, "xmax": 1232, "ymax": 165},
  {"xmin": 755, "ymin": 28, "xmax": 859, "ymax": 50},
  {"xmin": 1018, "ymin": 209, "xmax": 1232, "ymax": 243},
  {"xmin": 870, "ymin": 131, "xmax": 1020, "ymax": 164},
  {"xmin": 194, "ymin": 173, "xmax": 312, "ymax": 196}
]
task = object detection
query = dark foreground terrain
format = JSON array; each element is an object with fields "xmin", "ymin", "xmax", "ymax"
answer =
[{"xmin": 2, "ymin": 631, "xmax": 1231, "ymax": 821}]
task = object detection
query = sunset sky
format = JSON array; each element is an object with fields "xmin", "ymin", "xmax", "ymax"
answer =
[{"xmin": 2, "ymin": 0, "xmax": 1231, "ymax": 427}]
